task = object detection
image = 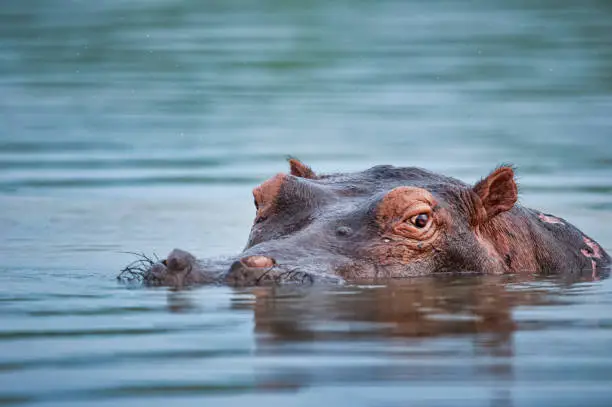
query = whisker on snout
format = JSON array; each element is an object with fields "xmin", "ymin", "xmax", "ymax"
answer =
[
  {"xmin": 273, "ymin": 267, "xmax": 315, "ymax": 285},
  {"xmin": 255, "ymin": 265, "xmax": 278, "ymax": 285},
  {"xmin": 117, "ymin": 252, "xmax": 159, "ymax": 283}
]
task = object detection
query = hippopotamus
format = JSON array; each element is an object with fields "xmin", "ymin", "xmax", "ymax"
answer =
[{"xmin": 120, "ymin": 159, "xmax": 610, "ymax": 287}]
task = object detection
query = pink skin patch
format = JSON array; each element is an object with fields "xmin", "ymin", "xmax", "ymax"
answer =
[
  {"xmin": 538, "ymin": 213, "xmax": 564, "ymax": 224},
  {"xmin": 581, "ymin": 236, "xmax": 603, "ymax": 279}
]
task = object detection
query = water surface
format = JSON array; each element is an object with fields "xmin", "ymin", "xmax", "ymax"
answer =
[{"xmin": 1, "ymin": 1, "xmax": 611, "ymax": 406}]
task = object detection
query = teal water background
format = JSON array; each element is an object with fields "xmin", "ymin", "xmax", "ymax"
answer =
[{"xmin": 1, "ymin": 1, "xmax": 611, "ymax": 406}]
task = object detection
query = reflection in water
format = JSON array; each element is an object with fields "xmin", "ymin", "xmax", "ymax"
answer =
[
  {"xmin": 249, "ymin": 277, "xmax": 525, "ymax": 343},
  {"xmin": 247, "ymin": 271, "xmax": 606, "ymax": 343},
  {"xmin": 159, "ymin": 273, "xmax": 609, "ymax": 407}
]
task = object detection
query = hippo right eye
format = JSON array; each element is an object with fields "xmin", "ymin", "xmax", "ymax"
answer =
[
  {"xmin": 410, "ymin": 213, "xmax": 430, "ymax": 228},
  {"xmin": 254, "ymin": 197, "xmax": 259, "ymax": 210}
]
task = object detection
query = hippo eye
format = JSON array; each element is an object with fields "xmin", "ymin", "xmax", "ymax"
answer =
[
  {"xmin": 410, "ymin": 213, "xmax": 429, "ymax": 228},
  {"xmin": 253, "ymin": 197, "xmax": 259, "ymax": 210}
]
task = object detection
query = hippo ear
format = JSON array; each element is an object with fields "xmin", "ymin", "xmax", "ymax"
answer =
[
  {"xmin": 288, "ymin": 158, "xmax": 317, "ymax": 179},
  {"xmin": 473, "ymin": 166, "xmax": 518, "ymax": 221}
]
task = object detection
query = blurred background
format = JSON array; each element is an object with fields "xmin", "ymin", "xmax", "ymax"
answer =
[{"xmin": 0, "ymin": 1, "xmax": 611, "ymax": 406}]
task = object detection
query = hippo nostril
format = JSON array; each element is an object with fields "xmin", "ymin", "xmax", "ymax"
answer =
[
  {"xmin": 336, "ymin": 226, "xmax": 353, "ymax": 237},
  {"xmin": 241, "ymin": 255, "xmax": 276, "ymax": 269}
]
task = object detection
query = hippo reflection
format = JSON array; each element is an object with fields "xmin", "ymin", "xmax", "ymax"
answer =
[
  {"xmin": 246, "ymin": 276, "xmax": 554, "ymax": 344},
  {"xmin": 120, "ymin": 160, "xmax": 610, "ymax": 287}
]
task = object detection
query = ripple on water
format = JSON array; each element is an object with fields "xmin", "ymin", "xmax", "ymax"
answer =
[{"xmin": 1, "ymin": 0, "xmax": 612, "ymax": 405}]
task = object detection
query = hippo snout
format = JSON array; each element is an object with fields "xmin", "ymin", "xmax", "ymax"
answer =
[
  {"xmin": 165, "ymin": 248, "xmax": 196, "ymax": 271},
  {"xmin": 223, "ymin": 255, "xmax": 304, "ymax": 286},
  {"xmin": 133, "ymin": 249, "xmax": 302, "ymax": 287},
  {"xmin": 118, "ymin": 247, "xmax": 345, "ymax": 288},
  {"xmin": 144, "ymin": 248, "xmax": 199, "ymax": 287}
]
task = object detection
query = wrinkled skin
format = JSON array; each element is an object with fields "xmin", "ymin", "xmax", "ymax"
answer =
[{"xmin": 128, "ymin": 159, "xmax": 610, "ymax": 288}]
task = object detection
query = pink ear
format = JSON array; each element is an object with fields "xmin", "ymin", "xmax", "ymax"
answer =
[
  {"xmin": 473, "ymin": 166, "xmax": 518, "ymax": 221},
  {"xmin": 288, "ymin": 158, "xmax": 317, "ymax": 179}
]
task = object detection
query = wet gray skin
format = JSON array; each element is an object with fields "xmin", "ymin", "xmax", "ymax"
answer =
[{"xmin": 121, "ymin": 160, "xmax": 611, "ymax": 288}]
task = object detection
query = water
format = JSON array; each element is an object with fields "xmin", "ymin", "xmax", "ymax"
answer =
[{"xmin": 1, "ymin": 0, "xmax": 611, "ymax": 405}]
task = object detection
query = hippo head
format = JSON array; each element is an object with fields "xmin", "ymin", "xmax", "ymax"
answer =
[
  {"xmin": 125, "ymin": 159, "xmax": 612, "ymax": 287},
  {"xmin": 121, "ymin": 159, "xmax": 540, "ymax": 288}
]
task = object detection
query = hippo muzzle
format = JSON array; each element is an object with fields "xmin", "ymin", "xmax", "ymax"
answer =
[{"xmin": 121, "ymin": 248, "xmax": 346, "ymax": 288}]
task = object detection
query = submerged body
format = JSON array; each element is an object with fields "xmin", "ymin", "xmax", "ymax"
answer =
[{"xmin": 123, "ymin": 160, "xmax": 610, "ymax": 287}]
